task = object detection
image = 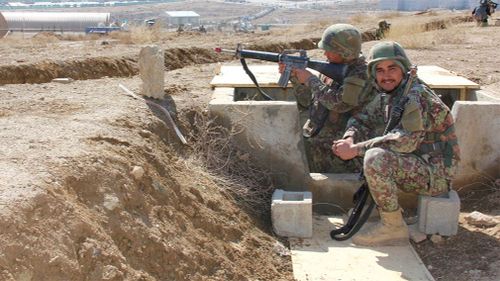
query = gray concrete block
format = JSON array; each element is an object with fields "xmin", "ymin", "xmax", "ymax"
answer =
[
  {"xmin": 271, "ymin": 189, "xmax": 312, "ymax": 238},
  {"xmin": 451, "ymin": 101, "xmax": 500, "ymax": 191},
  {"xmin": 418, "ymin": 190, "xmax": 460, "ymax": 236}
]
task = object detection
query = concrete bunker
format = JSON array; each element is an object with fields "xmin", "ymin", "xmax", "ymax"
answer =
[{"xmin": 209, "ymin": 63, "xmax": 499, "ymax": 214}]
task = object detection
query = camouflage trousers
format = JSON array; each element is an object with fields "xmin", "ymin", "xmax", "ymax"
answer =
[
  {"xmin": 304, "ymin": 119, "xmax": 361, "ymax": 174},
  {"xmin": 364, "ymin": 147, "xmax": 449, "ymax": 212}
]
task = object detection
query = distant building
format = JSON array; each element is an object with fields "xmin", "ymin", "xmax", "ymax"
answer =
[
  {"xmin": 379, "ymin": 0, "xmax": 476, "ymax": 10},
  {"xmin": 165, "ymin": 11, "xmax": 200, "ymax": 27},
  {"xmin": 0, "ymin": 12, "xmax": 110, "ymax": 38}
]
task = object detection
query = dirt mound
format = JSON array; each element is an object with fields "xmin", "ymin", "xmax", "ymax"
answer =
[
  {"xmin": 0, "ymin": 39, "xmax": 322, "ymax": 86},
  {"xmin": 423, "ymin": 15, "xmax": 474, "ymax": 31},
  {"xmin": 0, "ymin": 57, "xmax": 137, "ymax": 85},
  {"xmin": 0, "ymin": 80, "xmax": 293, "ymax": 280},
  {"xmin": 32, "ymin": 32, "xmax": 63, "ymax": 41}
]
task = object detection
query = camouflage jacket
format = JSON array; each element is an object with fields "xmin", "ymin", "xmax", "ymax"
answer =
[
  {"xmin": 344, "ymin": 78, "xmax": 461, "ymax": 178},
  {"xmin": 291, "ymin": 55, "xmax": 375, "ymax": 114}
]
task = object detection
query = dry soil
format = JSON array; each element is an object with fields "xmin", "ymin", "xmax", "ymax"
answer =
[{"xmin": 0, "ymin": 1, "xmax": 499, "ymax": 281}]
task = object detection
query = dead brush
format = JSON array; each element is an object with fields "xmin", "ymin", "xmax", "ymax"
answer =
[
  {"xmin": 385, "ymin": 18, "xmax": 465, "ymax": 49},
  {"xmin": 349, "ymin": 13, "xmax": 378, "ymax": 25},
  {"xmin": 182, "ymin": 107, "xmax": 275, "ymax": 216},
  {"xmin": 109, "ymin": 23, "xmax": 164, "ymax": 44},
  {"xmin": 386, "ymin": 17, "xmax": 466, "ymax": 50},
  {"xmin": 456, "ymin": 172, "xmax": 500, "ymax": 194}
]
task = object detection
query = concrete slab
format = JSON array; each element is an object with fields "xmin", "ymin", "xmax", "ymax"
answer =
[
  {"xmin": 290, "ymin": 216, "xmax": 434, "ymax": 281},
  {"xmin": 417, "ymin": 65, "xmax": 479, "ymax": 90}
]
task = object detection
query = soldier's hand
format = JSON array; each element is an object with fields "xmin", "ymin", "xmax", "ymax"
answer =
[
  {"xmin": 278, "ymin": 62, "xmax": 286, "ymax": 74},
  {"xmin": 332, "ymin": 138, "xmax": 358, "ymax": 160},
  {"xmin": 294, "ymin": 68, "xmax": 313, "ymax": 84}
]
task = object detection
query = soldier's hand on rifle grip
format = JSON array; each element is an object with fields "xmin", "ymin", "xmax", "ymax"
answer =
[
  {"xmin": 278, "ymin": 62, "xmax": 286, "ymax": 74},
  {"xmin": 294, "ymin": 68, "xmax": 313, "ymax": 85}
]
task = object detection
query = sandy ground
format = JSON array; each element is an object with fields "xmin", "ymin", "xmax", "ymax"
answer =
[{"xmin": 0, "ymin": 1, "xmax": 499, "ymax": 280}]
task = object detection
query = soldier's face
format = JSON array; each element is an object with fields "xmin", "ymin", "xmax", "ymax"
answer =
[
  {"xmin": 324, "ymin": 50, "xmax": 344, "ymax": 63},
  {"xmin": 375, "ymin": 60, "xmax": 404, "ymax": 92}
]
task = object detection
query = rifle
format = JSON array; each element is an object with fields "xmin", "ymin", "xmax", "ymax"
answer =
[{"xmin": 215, "ymin": 44, "xmax": 347, "ymax": 100}]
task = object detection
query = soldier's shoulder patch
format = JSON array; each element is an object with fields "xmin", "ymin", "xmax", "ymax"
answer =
[
  {"xmin": 401, "ymin": 99, "xmax": 424, "ymax": 132},
  {"xmin": 341, "ymin": 76, "xmax": 366, "ymax": 106}
]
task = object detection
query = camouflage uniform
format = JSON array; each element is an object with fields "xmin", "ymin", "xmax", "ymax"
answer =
[
  {"xmin": 344, "ymin": 43, "xmax": 461, "ymax": 212},
  {"xmin": 291, "ymin": 24, "xmax": 377, "ymax": 173},
  {"xmin": 375, "ymin": 20, "xmax": 391, "ymax": 40},
  {"xmin": 473, "ymin": 0, "xmax": 497, "ymax": 26}
]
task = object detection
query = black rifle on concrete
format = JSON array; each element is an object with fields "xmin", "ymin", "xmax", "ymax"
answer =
[{"xmin": 215, "ymin": 44, "xmax": 347, "ymax": 100}]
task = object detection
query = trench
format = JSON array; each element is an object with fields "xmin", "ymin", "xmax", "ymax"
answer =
[
  {"xmin": 0, "ymin": 15, "xmax": 473, "ymax": 86},
  {"xmin": 0, "ymin": 39, "xmax": 319, "ymax": 86}
]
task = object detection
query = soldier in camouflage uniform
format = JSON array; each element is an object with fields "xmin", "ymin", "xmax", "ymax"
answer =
[
  {"xmin": 280, "ymin": 24, "xmax": 376, "ymax": 173},
  {"xmin": 472, "ymin": 0, "xmax": 497, "ymax": 26},
  {"xmin": 375, "ymin": 20, "xmax": 391, "ymax": 40},
  {"xmin": 332, "ymin": 41, "xmax": 460, "ymax": 246}
]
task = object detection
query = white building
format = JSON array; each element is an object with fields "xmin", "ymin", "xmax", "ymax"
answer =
[
  {"xmin": 379, "ymin": 0, "xmax": 477, "ymax": 10},
  {"xmin": 165, "ymin": 11, "xmax": 200, "ymax": 27},
  {"xmin": 0, "ymin": 12, "xmax": 110, "ymax": 38}
]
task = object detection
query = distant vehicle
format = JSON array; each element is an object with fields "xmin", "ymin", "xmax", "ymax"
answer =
[
  {"xmin": 144, "ymin": 18, "xmax": 156, "ymax": 27},
  {"xmin": 85, "ymin": 26, "xmax": 122, "ymax": 35}
]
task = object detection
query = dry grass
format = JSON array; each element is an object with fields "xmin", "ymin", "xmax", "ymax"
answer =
[
  {"xmin": 183, "ymin": 107, "xmax": 275, "ymax": 216},
  {"xmin": 379, "ymin": 11, "xmax": 404, "ymax": 19},
  {"xmin": 109, "ymin": 22, "xmax": 164, "ymax": 44},
  {"xmin": 349, "ymin": 13, "xmax": 378, "ymax": 25},
  {"xmin": 384, "ymin": 19, "xmax": 466, "ymax": 49},
  {"xmin": 456, "ymin": 172, "xmax": 500, "ymax": 193}
]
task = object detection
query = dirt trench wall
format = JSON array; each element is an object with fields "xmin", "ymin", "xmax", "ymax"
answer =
[
  {"xmin": 0, "ymin": 84, "xmax": 293, "ymax": 280},
  {"xmin": 0, "ymin": 39, "xmax": 319, "ymax": 86}
]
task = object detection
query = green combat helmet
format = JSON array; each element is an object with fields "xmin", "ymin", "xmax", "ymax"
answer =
[
  {"xmin": 367, "ymin": 41, "xmax": 411, "ymax": 79},
  {"xmin": 318, "ymin": 24, "xmax": 362, "ymax": 61}
]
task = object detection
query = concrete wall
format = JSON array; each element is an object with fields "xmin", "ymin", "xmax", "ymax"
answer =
[
  {"xmin": 209, "ymin": 84, "xmax": 500, "ymax": 211},
  {"xmin": 470, "ymin": 89, "xmax": 500, "ymax": 102},
  {"xmin": 208, "ymin": 87, "xmax": 310, "ymax": 190},
  {"xmin": 451, "ymin": 101, "xmax": 500, "ymax": 191}
]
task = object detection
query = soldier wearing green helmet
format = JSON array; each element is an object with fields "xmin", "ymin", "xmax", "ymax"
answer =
[
  {"xmin": 332, "ymin": 41, "xmax": 461, "ymax": 246},
  {"xmin": 279, "ymin": 23, "xmax": 376, "ymax": 173}
]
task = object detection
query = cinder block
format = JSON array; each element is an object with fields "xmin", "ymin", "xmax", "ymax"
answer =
[
  {"xmin": 418, "ymin": 190, "xmax": 460, "ymax": 236},
  {"xmin": 271, "ymin": 189, "xmax": 312, "ymax": 238}
]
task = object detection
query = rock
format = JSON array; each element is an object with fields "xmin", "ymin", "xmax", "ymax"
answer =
[
  {"xmin": 130, "ymin": 166, "xmax": 145, "ymax": 180},
  {"xmin": 409, "ymin": 224, "xmax": 427, "ymax": 243},
  {"xmin": 430, "ymin": 234, "xmax": 443, "ymax": 244},
  {"xmin": 103, "ymin": 194, "xmax": 121, "ymax": 211},
  {"xmin": 139, "ymin": 129, "xmax": 152, "ymax": 138},
  {"xmin": 139, "ymin": 45, "xmax": 164, "ymax": 99},
  {"xmin": 464, "ymin": 211, "xmax": 499, "ymax": 227},
  {"xmin": 52, "ymin": 78, "xmax": 74, "ymax": 84},
  {"xmin": 273, "ymin": 241, "xmax": 291, "ymax": 257}
]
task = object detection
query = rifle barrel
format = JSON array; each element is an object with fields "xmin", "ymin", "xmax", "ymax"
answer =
[{"xmin": 215, "ymin": 47, "xmax": 280, "ymax": 62}]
